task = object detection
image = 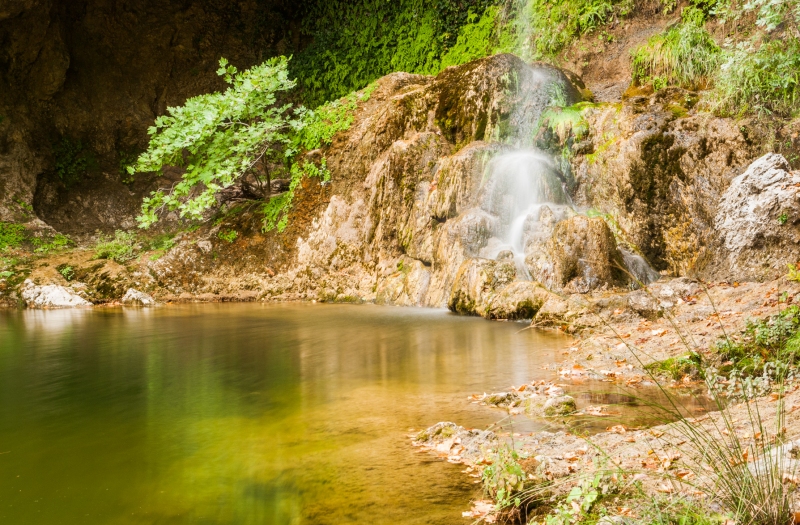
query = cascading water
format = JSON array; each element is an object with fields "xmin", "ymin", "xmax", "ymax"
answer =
[{"xmin": 479, "ymin": 149, "xmax": 573, "ymax": 280}]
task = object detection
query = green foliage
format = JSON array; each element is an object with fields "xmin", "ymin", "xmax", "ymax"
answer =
[
  {"xmin": 500, "ymin": 0, "xmax": 633, "ymax": 61},
  {"xmin": 645, "ymin": 352, "xmax": 703, "ymax": 380},
  {"xmin": 131, "ymin": 56, "xmax": 297, "ymax": 228},
  {"xmin": 481, "ymin": 445, "xmax": 527, "ymax": 509},
  {"xmin": 291, "ymin": 0, "xmax": 499, "ymax": 107},
  {"xmin": 779, "ymin": 212, "xmax": 789, "ymax": 224},
  {"xmin": 53, "ymin": 137, "xmax": 96, "ymax": 187},
  {"xmin": 714, "ymin": 38, "xmax": 800, "ymax": 118},
  {"xmin": 143, "ymin": 233, "xmax": 176, "ymax": 261},
  {"xmin": 217, "ymin": 229, "xmax": 238, "ymax": 243},
  {"xmin": 0, "ymin": 222, "xmax": 25, "ymax": 252},
  {"xmin": 544, "ymin": 472, "xmax": 606, "ymax": 525},
  {"xmin": 58, "ymin": 265, "xmax": 75, "ymax": 281},
  {"xmin": 94, "ymin": 230, "xmax": 139, "ymax": 263},
  {"xmin": 261, "ymin": 84, "xmax": 374, "ymax": 232},
  {"xmin": 631, "ymin": 21, "xmax": 722, "ymax": 90},
  {"xmin": 32, "ymin": 233, "xmax": 72, "ymax": 255},
  {"xmin": 714, "ymin": 304, "xmax": 800, "ymax": 381},
  {"xmin": 440, "ymin": 6, "xmax": 502, "ymax": 69}
]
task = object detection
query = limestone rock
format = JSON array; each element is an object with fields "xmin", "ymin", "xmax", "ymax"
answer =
[
  {"xmin": 484, "ymin": 281, "xmax": 552, "ymax": 320},
  {"xmin": 21, "ymin": 279, "xmax": 92, "ymax": 308},
  {"xmin": 543, "ymin": 395, "xmax": 578, "ymax": 417},
  {"xmin": 121, "ymin": 288, "xmax": 156, "ymax": 306},
  {"xmin": 447, "ymin": 258, "xmax": 516, "ymax": 316},
  {"xmin": 531, "ymin": 215, "xmax": 628, "ymax": 293},
  {"xmin": 627, "ymin": 289, "xmax": 660, "ymax": 319},
  {"xmin": 713, "ymin": 153, "xmax": 800, "ymax": 280}
]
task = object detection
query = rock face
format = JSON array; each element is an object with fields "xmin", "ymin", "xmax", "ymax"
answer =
[
  {"xmin": 570, "ymin": 89, "xmax": 759, "ymax": 277},
  {"xmin": 21, "ymin": 279, "xmax": 91, "ymax": 308},
  {"xmin": 121, "ymin": 288, "xmax": 156, "ymax": 306},
  {"xmin": 534, "ymin": 215, "xmax": 628, "ymax": 293},
  {"xmin": 0, "ymin": 0, "xmax": 303, "ymax": 230},
  {"xmin": 712, "ymin": 153, "xmax": 800, "ymax": 281}
]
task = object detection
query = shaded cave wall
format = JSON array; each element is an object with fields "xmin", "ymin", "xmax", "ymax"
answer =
[{"xmin": 0, "ymin": 0, "xmax": 306, "ymax": 234}]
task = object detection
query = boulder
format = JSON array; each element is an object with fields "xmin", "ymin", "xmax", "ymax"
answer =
[
  {"xmin": 713, "ymin": 153, "xmax": 800, "ymax": 280},
  {"xmin": 484, "ymin": 281, "xmax": 552, "ymax": 320},
  {"xmin": 543, "ymin": 395, "xmax": 578, "ymax": 417},
  {"xmin": 530, "ymin": 215, "xmax": 628, "ymax": 292},
  {"xmin": 21, "ymin": 279, "xmax": 92, "ymax": 308},
  {"xmin": 121, "ymin": 288, "xmax": 156, "ymax": 306},
  {"xmin": 447, "ymin": 258, "xmax": 516, "ymax": 316},
  {"xmin": 627, "ymin": 289, "xmax": 660, "ymax": 319}
]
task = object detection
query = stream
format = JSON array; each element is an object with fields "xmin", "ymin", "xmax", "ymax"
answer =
[{"xmin": 0, "ymin": 303, "xmax": 572, "ymax": 524}]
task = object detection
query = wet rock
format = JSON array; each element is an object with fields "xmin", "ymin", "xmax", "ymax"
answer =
[
  {"xmin": 627, "ymin": 289, "xmax": 660, "ymax": 319},
  {"xmin": 571, "ymin": 96, "xmax": 758, "ymax": 276},
  {"xmin": 543, "ymin": 395, "xmax": 578, "ymax": 417},
  {"xmin": 414, "ymin": 422, "xmax": 498, "ymax": 464},
  {"xmin": 121, "ymin": 288, "xmax": 156, "ymax": 306},
  {"xmin": 20, "ymin": 279, "xmax": 92, "ymax": 308},
  {"xmin": 531, "ymin": 215, "xmax": 628, "ymax": 293},
  {"xmin": 713, "ymin": 153, "xmax": 800, "ymax": 281},
  {"xmin": 447, "ymin": 258, "xmax": 516, "ymax": 316},
  {"xmin": 484, "ymin": 281, "xmax": 552, "ymax": 320}
]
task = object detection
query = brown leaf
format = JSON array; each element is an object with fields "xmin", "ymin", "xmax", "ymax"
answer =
[{"xmin": 607, "ymin": 425, "xmax": 627, "ymax": 434}]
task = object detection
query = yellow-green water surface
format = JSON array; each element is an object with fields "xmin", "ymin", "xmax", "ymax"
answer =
[{"xmin": 0, "ymin": 303, "xmax": 570, "ymax": 524}]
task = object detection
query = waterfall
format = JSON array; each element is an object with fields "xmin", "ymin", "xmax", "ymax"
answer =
[
  {"xmin": 478, "ymin": 148, "xmax": 572, "ymax": 280},
  {"xmin": 477, "ymin": 147, "xmax": 661, "ymax": 286}
]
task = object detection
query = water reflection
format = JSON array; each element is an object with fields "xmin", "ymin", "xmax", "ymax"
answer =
[{"xmin": 0, "ymin": 303, "xmax": 570, "ymax": 524}]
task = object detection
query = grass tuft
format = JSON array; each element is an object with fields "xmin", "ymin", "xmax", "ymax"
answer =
[{"xmin": 631, "ymin": 21, "xmax": 722, "ymax": 90}]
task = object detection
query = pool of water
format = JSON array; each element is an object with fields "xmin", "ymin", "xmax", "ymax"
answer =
[{"xmin": 0, "ymin": 303, "xmax": 574, "ymax": 524}]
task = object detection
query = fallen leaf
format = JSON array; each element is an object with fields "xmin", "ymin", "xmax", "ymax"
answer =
[
  {"xmin": 656, "ymin": 483, "xmax": 674, "ymax": 493},
  {"xmin": 607, "ymin": 425, "xmax": 627, "ymax": 434}
]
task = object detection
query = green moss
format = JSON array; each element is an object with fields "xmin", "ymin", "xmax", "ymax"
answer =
[
  {"xmin": 645, "ymin": 353, "xmax": 702, "ymax": 381},
  {"xmin": 0, "ymin": 222, "xmax": 25, "ymax": 252},
  {"xmin": 94, "ymin": 230, "xmax": 139, "ymax": 263}
]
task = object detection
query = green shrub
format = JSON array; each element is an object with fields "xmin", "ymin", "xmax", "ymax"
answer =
[
  {"xmin": 94, "ymin": 230, "xmax": 139, "ymax": 263},
  {"xmin": 714, "ymin": 38, "xmax": 800, "ymax": 117},
  {"xmin": 291, "ymin": 0, "xmax": 498, "ymax": 107},
  {"xmin": 0, "ymin": 222, "xmax": 25, "ymax": 252},
  {"xmin": 32, "ymin": 233, "xmax": 72, "ymax": 254},
  {"xmin": 631, "ymin": 21, "xmax": 722, "ymax": 90},
  {"xmin": 53, "ymin": 137, "xmax": 97, "ymax": 187},
  {"xmin": 58, "ymin": 265, "xmax": 75, "ymax": 281},
  {"xmin": 498, "ymin": 0, "xmax": 632, "ymax": 60},
  {"xmin": 645, "ymin": 352, "xmax": 703, "ymax": 380},
  {"xmin": 217, "ymin": 229, "xmax": 238, "ymax": 243},
  {"xmin": 131, "ymin": 57, "xmax": 297, "ymax": 228}
]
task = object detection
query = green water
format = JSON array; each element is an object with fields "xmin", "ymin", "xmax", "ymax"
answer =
[{"xmin": 0, "ymin": 303, "xmax": 570, "ymax": 524}]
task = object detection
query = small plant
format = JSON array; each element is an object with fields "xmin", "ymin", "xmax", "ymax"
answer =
[
  {"xmin": 0, "ymin": 270, "xmax": 13, "ymax": 279},
  {"xmin": 631, "ymin": 20, "xmax": 721, "ymax": 90},
  {"xmin": 53, "ymin": 137, "xmax": 96, "ymax": 187},
  {"xmin": 94, "ymin": 230, "xmax": 139, "ymax": 263},
  {"xmin": 217, "ymin": 229, "xmax": 238, "ymax": 243},
  {"xmin": 714, "ymin": 38, "xmax": 800, "ymax": 118},
  {"xmin": 543, "ymin": 471, "xmax": 606, "ymax": 525},
  {"xmin": 58, "ymin": 265, "xmax": 75, "ymax": 281},
  {"xmin": 779, "ymin": 212, "xmax": 789, "ymax": 224},
  {"xmin": 788, "ymin": 263, "xmax": 800, "ymax": 282},
  {"xmin": 0, "ymin": 222, "xmax": 25, "ymax": 252},
  {"xmin": 482, "ymin": 445, "xmax": 528, "ymax": 510},
  {"xmin": 645, "ymin": 352, "xmax": 703, "ymax": 381},
  {"xmin": 143, "ymin": 233, "xmax": 176, "ymax": 261},
  {"xmin": 32, "ymin": 233, "xmax": 72, "ymax": 254}
]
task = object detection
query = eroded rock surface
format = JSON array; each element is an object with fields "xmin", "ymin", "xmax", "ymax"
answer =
[{"xmin": 712, "ymin": 153, "xmax": 800, "ymax": 281}]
